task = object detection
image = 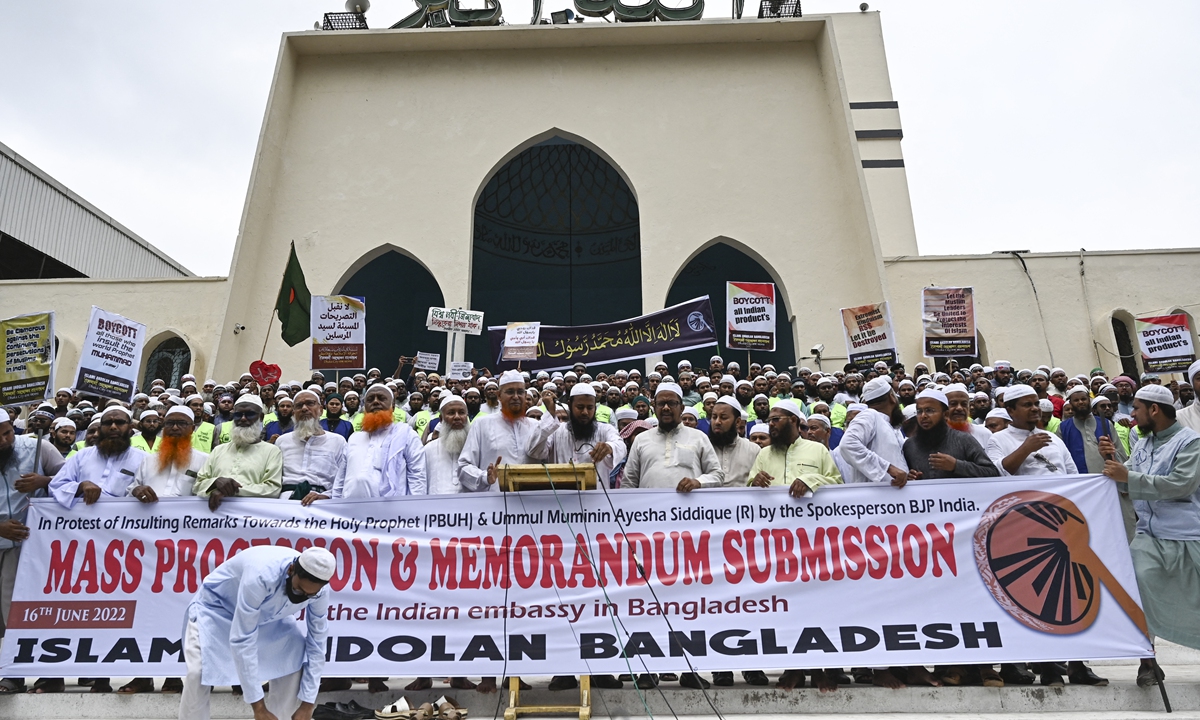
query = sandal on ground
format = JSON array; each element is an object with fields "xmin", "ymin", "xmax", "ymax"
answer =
[
  {"xmin": 376, "ymin": 697, "xmax": 416, "ymax": 720},
  {"xmin": 118, "ymin": 678, "xmax": 155, "ymax": 694},
  {"xmin": 161, "ymin": 677, "xmax": 184, "ymax": 693},
  {"xmin": 29, "ymin": 678, "xmax": 65, "ymax": 694},
  {"xmin": 413, "ymin": 702, "xmax": 437, "ymax": 720},
  {"xmin": 435, "ymin": 695, "xmax": 467, "ymax": 720},
  {"xmin": 0, "ymin": 678, "xmax": 26, "ymax": 694}
]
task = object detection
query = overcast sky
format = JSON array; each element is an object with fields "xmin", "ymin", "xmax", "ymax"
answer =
[{"xmin": 2, "ymin": 1, "xmax": 1197, "ymax": 276}]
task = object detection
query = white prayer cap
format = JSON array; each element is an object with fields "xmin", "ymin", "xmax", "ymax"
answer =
[
  {"xmin": 677, "ymin": 359, "xmax": 692, "ymax": 368},
  {"xmin": 52, "ymin": 417, "xmax": 76, "ymax": 431},
  {"xmin": 275, "ymin": 390, "xmax": 291, "ymax": 398},
  {"xmin": 614, "ymin": 408, "xmax": 638, "ymax": 421},
  {"xmin": 498, "ymin": 370, "xmax": 524, "ymax": 387},
  {"xmin": 752, "ymin": 393, "xmax": 769, "ymax": 403},
  {"xmin": 983, "ymin": 366, "xmax": 994, "ymax": 373},
  {"xmin": 1188, "ymin": 359, "xmax": 1200, "ymax": 383},
  {"xmin": 204, "ymin": 378, "xmax": 216, "ymax": 385},
  {"xmin": 102, "ymin": 406, "xmax": 132, "ymax": 420},
  {"xmin": 298, "ymin": 547, "xmax": 336, "ymax": 582},
  {"xmin": 715, "ymin": 396, "xmax": 744, "ymax": 417},
  {"xmin": 323, "ymin": 381, "xmax": 337, "ymax": 390},
  {"xmin": 986, "ymin": 408, "xmax": 1012, "ymax": 421},
  {"xmin": 646, "ymin": 417, "xmax": 659, "ymax": 427},
  {"xmin": 1032, "ymin": 370, "xmax": 1048, "ymax": 379},
  {"xmin": 943, "ymin": 383, "xmax": 970, "ymax": 396},
  {"xmin": 647, "ymin": 372, "xmax": 661, "ymax": 380},
  {"xmin": 166, "ymin": 406, "xmax": 194, "ymax": 421},
  {"xmin": 294, "ymin": 389, "xmax": 321, "ymax": 403},
  {"xmin": 1114, "ymin": 412, "xmax": 1133, "ymax": 423},
  {"xmin": 861, "ymin": 377, "xmax": 893, "ymax": 403},
  {"xmin": 749, "ymin": 422, "xmax": 770, "ymax": 436},
  {"xmin": 233, "ymin": 394, "xmax": 265, "ymax": 412},
  {"xmin": 702, "ymin": 392, "xmax": 718, "ymax": 402},
  {"xmin": 139, "ymin": 410, "xmax": 160, "ymax": 419},
  {"xmin": 536, "ymin": 371, "xmax": 550, "ymax": 379},
  {"xmin": 365, "ymin": 384, "xmax": 394, "ymax": 402},
  {"xmin": 1135, "ymin": 385, "xmax": 1175, "ymax": 406},
  {"xmin": 969, "ymin": 363, "xmax": 984, "ymax": 371},
  {"xmin": 655, "ymin": 382, "xmax": 683, "ymax": 399},
  {"xmin": 1038, "ymin": 399, "xmax": 1054, "ymax": 412},
  {"xmin": 88, "ymin": 417, "xmax": 101, "ymax": 428},
  {"xmin": 56, "ymin": 387, "xmax": 72, "ymax": 395},
  {"xmin": 1050, "ymin": 367, "xmax": 1065, "ymax": 375},
  {"xmin": 202, "ymin": 402, "xmax": 214, "ymax": 414},
  {"xmin": 847, "ymin": 403, "xmax": 868, "ymax": 413},
  {"xmin": 0, "ymin": 409, "xmax": 9, "ymax": 424},
  {"xmin": 816, "ymin": 376, "xmax": 835, "ymax": 387},
  {"xmin": 1066, "ymin": 385, "xmax": 1090, "ymax": 399},
  {"xmin": 440, "ymin": 395, "xmax": 466, "ymax": 410},
  {"xmin": 624, "ymin": 381, "xmax": 640, "ymax": 390},
  {"xmin": 710, "ymin": 355, "xmax": 723, "ymax": 363},
  {"xmin": 917, "ymin": 388, "xmax": 948, "ymax": 407},
  {"xmin": 344, "ymin": 390, "xmax": 358, "ymax": 399},
  {"xmin": 728, "ymin": 361, "xmax": 741, "ymax": 370},
  {"xmin": 903, "ymin": 404, "xmax": 918, "ymax": 420},
  {"xmin": 807, "ymin": 413, "xmax": 831, "ymax": 429},
  {"xmin": 682, "ymin": 406, "xmax": 699, "ymax": 418},
  {"xmin": 720, "ymin": 374, "xmax": 736, "ymax": 385},
  {"xmin": 1002, "ymin": 385, "xmax": 1037, "ymax": 403},
  {"xmin": 564, "ymin": 371, "xmax": 578, "ymax": 380},
  {"xmin": 543, "ymin": 383, "xmax": 557, "ymax": 393},
  {"xmin": 184, "ymin": 393, "xmax": 204, "ymax": 404},
  {"xmin": 973, "ymin": 392, "xmax": 991, "ymax": 401},
  {"xmin": 484, "ymin": 381, "xmax": 498, "ymax": 390},
  {"xmin": 874, "ymin": 361, "xmax": 889, "ymax": 370},
  {"xmin": 994, "ymin": 360, "xmax": 1011, "ymax": 369},
  {"xmin": 798, "ymin": 366, "xmax": 812, "ymax": 374},
  {"xmin": 1090, "ymin": 395, "xmax": 1110, "ymax": 408},
  {"xmin": 898, "ymin": 379, "xmax": 915, "ymax": 389},
  {"xmin": 132, "ymin": 393, "xmax": 149, "ymax": 401},
  {"xmin": 774, "ymin": 399, "xmax": 803, "ymax": 418},
  {"xmin": 570, "ymin": 383, "xmax": 596, "ymax": 398},
  {"xmin": 463, "ymin": 387, "xmax": 481, "ymax": 396}
]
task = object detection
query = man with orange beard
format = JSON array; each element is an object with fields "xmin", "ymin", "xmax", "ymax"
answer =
[
  {"xmin": 130, "ymin": 406, "xmax": 208, "ymax": 500},
  {"xmin": 327, "ymin": 384, "xmax": 425, "ymax": 499}
]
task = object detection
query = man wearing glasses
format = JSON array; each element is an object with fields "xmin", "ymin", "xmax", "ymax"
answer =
[{"xmin": 194, "ymin": 395, "xmax": 283, "ymax": 511}]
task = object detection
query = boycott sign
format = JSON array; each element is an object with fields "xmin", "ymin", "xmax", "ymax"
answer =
[
  {"xmin": 1, "ymin": 312, "xmax": 56, "ymax": 404},
  {"xmin": 0, "ymin": 477, "xmax": 1150, "ymax": 678},
  {"xmin": 427, "ymin": 307, "xmax": 484, "ymax": 336},
  {"xmin": 922, "ymin": 287, "xmax": 977, "ymax": 357},
  {"xmin": 73, "ymin": 307, "xmax": 146, "ymax": 402},
  {"xmin": 312, "ymin": 296, "xmax": 366, "ymax": 370},
  {"xmin": 1135, "ymin": 314, "xmax": 1196, "ymax": 373},
  {"xmin": 726, "ymin": 282, "xmax": 776, "ymax": 352},
  {"xmin": 840, "ymin": 302, "xmax": 898, "ymax": 368}
]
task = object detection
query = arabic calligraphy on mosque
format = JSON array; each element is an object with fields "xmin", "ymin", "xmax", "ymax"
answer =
[{"xmin": 539, "ymin": 318, "xmax": 683, "ymax": 360}]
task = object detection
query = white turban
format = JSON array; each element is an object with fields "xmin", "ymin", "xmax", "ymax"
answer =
[
  {"xmin": 917, "ymin": 388, "xmax": 948, "ymax": 407},
  {"xmin": 749, "ymin": 422, "xmax": 770, "ymax": 436},
  {"xmin": 1002, "ymin": 385, "xmax": 1037, "ymax": 403},
  {"xmin": 655, "ymin": 382, "xmax": 683, "ymax": 399},
  {"xmin": 166, "ymin": 406, "xmax": 195, "ymax": 421},
  {"xmin": 986, "ymin": 408, "xmax": 1012, "ymax": 421},
  {"xmin": 774, "ymin": 399, "xmax": 803, "ymax": 418},
  {"xmin": 498, "ymin": 370, "xmax": 524, "ymax": 387},
  {"xmin": 1135, "ymin": 385, "xmax": 1175, "ymax": 406},
  {"xmin": 1188, "ymin": 359, "xmax": 1200, "ymax": 383},
  {"xmin": 614, "ymin": 408, "xmax": 638, "ymax": 421},
  {"xmin": 52, "ymin": 417, "xmax": 76, "ymax": 431},
  {"xmin": 570, "ymin": 383, "xmax": 596, "ymax": 398},
  {"xmin": 861, "ymin": 377, "xmax": 893, "ymax": 403}
]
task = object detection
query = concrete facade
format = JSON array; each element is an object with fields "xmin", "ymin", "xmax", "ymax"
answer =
[{"xmin": 1, "ymin": 13, "xmax": 1196, "ymax": 388}]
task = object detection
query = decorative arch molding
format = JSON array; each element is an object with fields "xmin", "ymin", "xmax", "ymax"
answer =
[
  {"xmin": 1109, "ymin": 308, "xmax": 1142, "ymax": 379},
  {"xmin": 140, "ymin": 329, "xmax": 194, "ymax": 390},
  {"xmin": 332, "ymin": 244, "xmax": 441, "ymax": 298},
  {"xmin": 663, "ymin": 236, "xmax": 795, "ymax": 328}
]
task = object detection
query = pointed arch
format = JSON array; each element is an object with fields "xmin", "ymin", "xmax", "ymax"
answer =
[
  {"xmin": 466, "ymin": 132, "xmax": 641, "ymax": 368},
  {"xmin": 337, "ymin": 249, "xmax": 447, "ymax": 374},
  {"xmin": 140, "ymin": 330, "xmax": 193, "ymax": 390},
  {"xmin": 1109, "ymin": 308, "xmax": 1142, "ymax": 378},
  {"xmin": 664, "ymin": 239, "xmax": 796, "ymax": 371}
]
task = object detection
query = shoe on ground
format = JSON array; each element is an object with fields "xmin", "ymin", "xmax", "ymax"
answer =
[
  {"xmin": 659, "ymin": 673, "xmax": 678, "ymax": 682},
  {"xmin": 1068, "ymin": 665, "xmax": 1108, "ymax": 687},
  {"xmin": 548, "ymin": 676, "xmax": 578, "ymax": 691},
  {"xmin": 742, "ymin": 670, "xmax": 770, "ymax": 686},
  {"xmin": 635, "ymin": 674, "xmax": 658, "ymax": 690},
  {"xmin": 679, "ymin": 673, "xmax": 710, "ymax": 690},
  {"xmin": 711, "ymin": 672, "xmax": 734, "ymax": 687},
  {"xmin": 1039, "ymin": 670, "xmax": 1064, "ymax": 687},
  {"xmin": 999, "ymin": 663, "xmax": 1035, "ymax": 685},
  {"xmin": 591, "ymin": 674, "xmax": 622, "ymax": 689},
  {"xmin": 979, "ymin": 666, "xmax": 1004, "ymax": 688}
]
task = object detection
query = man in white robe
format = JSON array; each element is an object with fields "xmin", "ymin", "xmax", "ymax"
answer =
[
  {"xmin": 836, "ymin": 377, "xmax": 908, "ymax": 485},
  {"xmin": 458, "ymin": 370, "xmax": 540, "ymax": 494},
  {"xmin": 276, "ymin": 390, "xmax": 347, "ymax": 500},
  {"xmin": 528, "ymin": 383, "xmax": 626, "ymax": 484},
  {"xmin": 623, "ymin": 383, "xmax": 723, "ymax": 492},
  {"xmin": 319, "ymin": 385, "xmax": 425, "ymax": 500},
  {"xmin": 1176, "ymin": 360, "xmax": 1200, "ymax": 434},
  {"xmin": 49, "ymin": 407, "xmax": 146, "ymax": 508},
  {"xmin": 707, "ymin": 397, "xmax": 760, "ymax": 488},
  {"xmin": 179, "ymin": 546, "xmax": 334, "ymax": 720},
  {"xmin": 425, "ymin": 396, "xmax": 469, "ymax": 496},
  {"xmin": 130, "ymin": 406, "xmax": 207, "ymax": 500},
  {"xmin": 985, "ymin": 384, "xmax": 1078, "ymax": 476}
]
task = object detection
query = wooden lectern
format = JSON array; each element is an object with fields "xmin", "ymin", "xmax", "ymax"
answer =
[{"xmin": 498, "ymin": 462, "xmax": 595, "ymax": 720}]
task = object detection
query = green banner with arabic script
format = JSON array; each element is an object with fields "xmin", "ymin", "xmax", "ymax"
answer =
[{"xmin": 487, "ymin": 297, "xmax": 716, "ymax": 371}]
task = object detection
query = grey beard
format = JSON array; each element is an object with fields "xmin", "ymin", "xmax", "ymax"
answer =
[
  {"xmin": 440, "ymin": 426, "xmax": 469, "ymax": 458},
  {"xmin": 231, "ymin": 421, "xmax": 264, "ymax": 448},
  {"xmin": 293, "ymin": 416, "xmax": 322, "ymax": 442}
]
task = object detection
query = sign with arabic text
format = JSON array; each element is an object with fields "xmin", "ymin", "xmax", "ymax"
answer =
[
  {"xmin": 487, "ymin": 297, "xmax": 717, "ymax": 371},
  {"xmin": 311, "ymin": 295, "xmax": 366, "ymax": 370},
  {"xmin": 502, "ymin": 322, "xmax": 541, "ymax": 362},
  {"xmin": 427, "ymin": 307, "xmax": 485, "ymax": 336}
]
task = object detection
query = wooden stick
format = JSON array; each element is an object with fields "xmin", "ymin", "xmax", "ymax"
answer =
[{"xmin": 259, "ymin": 311, "xmax": 276, "ymax": 362}]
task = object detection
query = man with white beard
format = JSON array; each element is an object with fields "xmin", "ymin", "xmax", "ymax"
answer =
[
  {"xmin": 194, "ymin": 395, "xmax": 283, "ymax": 511},
  {"xmin": 324, "ymin": 384, "xmax": 426, "ymax": 499},
  {"xmin": 275, "ymin": 390, "xmax": 346, "ymax": 501},
  {"xmin": 130, "ymin": 406, "xmax": 208, "ymax": 501},
  {"xmin": 528, "ymin": 383, "xmax": 626, "ymax": 483},
  {"xmin": 424, "ymin": 395, "xmax": 469, "ymax": 495}
]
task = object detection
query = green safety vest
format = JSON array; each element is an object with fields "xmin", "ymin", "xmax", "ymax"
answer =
[
  {"xmin": 192, "ymin": 422, "xmax": 215, "ymax": 452},
  {"xmin": 131, "ymin": 434, "xmax": 161, "ymax": 453}
]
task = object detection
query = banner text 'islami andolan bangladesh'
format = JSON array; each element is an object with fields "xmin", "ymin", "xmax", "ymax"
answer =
[
  {"xmin": 72, "ymin": 307, "xmax": 146, "ymax": 403},
  {"xmin": 487, "ymin": 296, "xmax": 717, "ymax": 372},
  {"xmin": 0, "ymin": 476, "xmax": 1150, "ymax": 677},
  {"xmin": 0, "ymin": 311, "xmax": 56, "ymax": 404}
]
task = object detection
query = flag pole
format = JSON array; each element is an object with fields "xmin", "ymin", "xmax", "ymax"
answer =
[{"xmin": 260, "ymin": 310, "xmax": 276, "ymax": 362}]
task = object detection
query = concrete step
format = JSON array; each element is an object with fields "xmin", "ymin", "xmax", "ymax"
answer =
[{"xmin": 0, "ymin": 664, "xmax": 1193, "ymax": 719}]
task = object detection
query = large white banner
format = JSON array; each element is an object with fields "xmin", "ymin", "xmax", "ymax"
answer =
[
  {"xmin": 0, "ymin": 476, "xmax": 1150, "ymax": 678},
  {"xmin": 72, "ymin": 306, "xmax": 146, "ymax": 402}
]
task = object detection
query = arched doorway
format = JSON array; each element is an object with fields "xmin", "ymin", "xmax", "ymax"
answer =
[
  {"xmin": 1111, "ymin": 312, "xmax": 1141, "ymax": 378},
  {"xmin": 467, "ymin": 136, "xmax": 641, "ymax": 368},
  {"xmin": 665, "ymin": 242, "xmax": 796, "ymax": 371},
  {"xmin": 142, "ymin": 336, "xmax": 191, "ymax": 390},
  {"xmin": 339, "ymin": 251, "xmax": 446, "ymax": 374}
]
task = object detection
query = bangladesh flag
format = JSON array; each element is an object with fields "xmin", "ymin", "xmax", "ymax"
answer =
[{"xmin": 274, "ymin": 242, "xmax": 312, "ymax": 346}]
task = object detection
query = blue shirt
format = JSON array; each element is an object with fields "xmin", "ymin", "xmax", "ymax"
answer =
[{"xmin": 320, "ymin": 417, "xmax": 353, "ymax": 440}]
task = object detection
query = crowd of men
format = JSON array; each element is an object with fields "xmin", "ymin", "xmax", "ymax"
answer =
[{"xmin": 2, "ymin": 352, "xmax": 1198, "ymax": 700}]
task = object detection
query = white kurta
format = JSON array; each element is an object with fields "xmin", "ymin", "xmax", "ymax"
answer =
[
  {"xmin": 1178, "ymin": 403, "xmax": 1200, "ymax": 435},
  {"xmin": 186, "ymin": 546, "xmax": 327, "ymax": 705},
  {"xmin": 712, "ymin": 436, "xmax": 761, "ymax": 487},
  {"xmin": 276, "ymin": 432, "xmax": 347, "ymax": 493},
  {"xmin": 985, "ymin": 426, "xmax": 1078, "ymax": 476},
  {"xmin": 425, "ymin": 438, "xmax": 463, "ymax": 495},
  {"xmin": 964, "ymin": 422, "xmax": 995, "ymax": 446},
  {"xmin": 527, "ymin": 413, "xmax": 627, "ymax": 484},
  {"xmin": 49, "ymin": 445, "xmax": 147, "ymax": 508},
  {"xmin": 837, "ymin": 408, "xmax": 907, "ymax": 483},
  {"xmin": 457, "ymin": 412, "xmax": 540, "ymax": 493},
  {"xmin": 334, "ymin": 423, "xmax": 426, "ymax": 498},
  {"xmin": 131, "ymin": 449, "xmax": 208, "ymax": 497},
  {"xmin": 622, "ymin": 425, "xmax": 724, "ymax": 489}
]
